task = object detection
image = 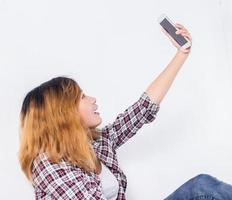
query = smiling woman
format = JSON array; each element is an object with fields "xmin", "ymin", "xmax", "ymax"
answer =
[
  {"xmin": 18, "ymin": 75, "xmax": 162, "ymax": 200},
  {"xmin": 17, "ymin": 20, "xmax": 232, "ymax": 199}
]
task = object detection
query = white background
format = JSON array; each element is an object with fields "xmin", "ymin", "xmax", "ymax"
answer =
[{"xmin": 0, "ymin": 0, "xmax": 232, "ymax": 199}]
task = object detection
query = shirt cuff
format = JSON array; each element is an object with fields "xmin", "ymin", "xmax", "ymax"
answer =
[{"xmin": 139, "ymin": 92, "xmax": 160, "ymax": 122}]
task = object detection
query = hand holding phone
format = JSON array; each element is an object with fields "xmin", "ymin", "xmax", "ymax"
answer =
[{"xmin": 158, "ymin": 14, "xmax": 192, "ymax": 52}]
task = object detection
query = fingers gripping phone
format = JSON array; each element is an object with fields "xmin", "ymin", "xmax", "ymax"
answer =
[{"xmin": 158, "ymin": 14, "xmax": 191, "ymax": 49}]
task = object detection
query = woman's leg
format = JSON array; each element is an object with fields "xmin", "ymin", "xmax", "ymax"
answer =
[{"xmin": 164, "ymin": 174, "xmax": 232, "ymax": 200}]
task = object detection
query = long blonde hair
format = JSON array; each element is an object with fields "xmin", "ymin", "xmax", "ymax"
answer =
[{"xmin": 18, "ymin": 76, "xmax": 101, "ymax": 182}]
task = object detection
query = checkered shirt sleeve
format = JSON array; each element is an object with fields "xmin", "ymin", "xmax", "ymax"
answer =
[{"xmin": 102, "ymin": 91, "xmax": 160, "ymax": 150}]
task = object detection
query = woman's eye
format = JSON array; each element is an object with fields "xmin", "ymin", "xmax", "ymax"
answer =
[{"xmin": 82, "ymin": 94, "xmax": 85, "ymax": 99}]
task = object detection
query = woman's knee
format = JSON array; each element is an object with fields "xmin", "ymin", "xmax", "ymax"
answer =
[
  {"xmin": 192, "ymin": 174, "xmax": 218, "ymax": 184},
  {"xmin": 164, "ymin": 174, "xmax": 219, "ymax": 200},
  {"xmin": 189, "ymin": 174, "xmax": 221, "ymax": 190}
]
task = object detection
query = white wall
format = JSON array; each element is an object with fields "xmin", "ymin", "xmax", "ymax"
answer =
[{"xmin": 0, "ymin": 0, "xmax": 231, "ymax": 199}]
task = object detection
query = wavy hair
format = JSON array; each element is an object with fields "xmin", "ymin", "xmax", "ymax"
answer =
[{"xmin": 18, "ymin": 76, "xmax": 101, "ymax": 182}]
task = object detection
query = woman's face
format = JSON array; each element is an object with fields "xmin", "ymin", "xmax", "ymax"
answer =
[{"xmin": 78, "ymin": 91, "xmax": 102, "ymax": 128}]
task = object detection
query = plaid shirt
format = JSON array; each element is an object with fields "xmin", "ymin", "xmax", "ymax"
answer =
[{"xmin": 32, "ymin": 92, "xmax": 160, "ymax": 199}]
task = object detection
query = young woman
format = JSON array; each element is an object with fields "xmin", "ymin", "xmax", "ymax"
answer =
[{"xmin": 18, "ymin": 24, "xmax": 232, "ymax": 200}]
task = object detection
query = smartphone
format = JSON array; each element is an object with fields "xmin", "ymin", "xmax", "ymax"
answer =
[{"xmin": 158, "ymin": 14, "xmax": 191, "ymax": 49}]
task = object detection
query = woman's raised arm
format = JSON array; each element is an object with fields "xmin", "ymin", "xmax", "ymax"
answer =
[{"xmin": 146, "ymin": 23, "xmax": 192, "ymax": 105}]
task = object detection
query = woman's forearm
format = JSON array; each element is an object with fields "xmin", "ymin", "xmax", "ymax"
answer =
[{"xmin": 145, "ymin": 51, "xmax": 190, "ymax": 105}]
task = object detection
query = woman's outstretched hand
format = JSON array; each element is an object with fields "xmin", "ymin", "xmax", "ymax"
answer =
[{"xmin": 161, "ymin": 23, "xmax": 192, "ymax": 54}]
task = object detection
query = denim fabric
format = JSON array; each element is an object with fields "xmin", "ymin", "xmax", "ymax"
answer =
[{"xmin": 164, "ymin": 174, "xmax": 232, "ymax": 200}]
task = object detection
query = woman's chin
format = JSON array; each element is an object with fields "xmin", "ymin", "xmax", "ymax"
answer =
[
  {"xmin": 96, "ymin": 118, "xmax": 102, "ymax": 127},
  {"xmin": 91, "ymin": 118, "xmax": 102, "ymax": 128}
]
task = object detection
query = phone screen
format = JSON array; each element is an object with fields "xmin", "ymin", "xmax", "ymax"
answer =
[{"xmin": 160, "ymin": 18, "xmax": 188, "ymax": 46}]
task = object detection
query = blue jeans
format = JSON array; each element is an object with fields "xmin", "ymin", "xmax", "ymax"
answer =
[{"xmin": 164, "ymin": 174, "xmax": 232, "ymax": 200}]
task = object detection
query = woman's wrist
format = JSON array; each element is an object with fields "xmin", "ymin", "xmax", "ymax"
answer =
[
  {"xmin": 174, "ymin": 49, "xmax": 190, "ymax": 63},
  {"xmin": 176, "ymin": 48, "xmax": 191, "ymax": 56}
]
